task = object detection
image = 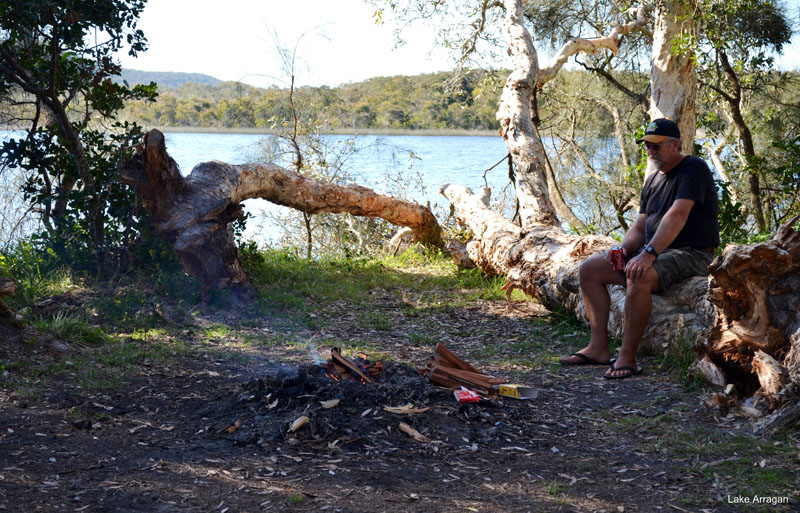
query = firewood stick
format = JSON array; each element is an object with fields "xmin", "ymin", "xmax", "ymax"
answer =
[
  {"xmin": 331, "ymin": 349, "xmax": 375, "ymax": 384},
  {"xmin": 428, "ymin": 371, "xmax": 462, "ymax": 390},
  {"xmin": 435, "ymin": 343, "xmax": 484, "ymax": 374},
  {"xmin": 430, "ymin": 369, "xmax": 491, "ymax": 394},
  {"xmin": 430, "ymin": 366, "xmax": 491, "ymax": 389},
  {"xmin": 431, "ymin": 364, "xmax": 494, "ymax": 388},
  {"xmin": 434, "ymin": 362, "xmax": 506, "ymax": 385}
]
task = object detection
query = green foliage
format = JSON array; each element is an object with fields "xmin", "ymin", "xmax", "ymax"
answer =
[
  {"xmin": 0, "ymin": 240, "xmax": 71, "ymax": 308},
  {"xmin": 121, "ymin": 71, "xmax": 504, "ymax": 131},
  {"xmin": 0, "ymin": 0, "xmax": 160, "ymax": 271},
  {"xmin": 764, "ymin": 136, "xmax": 800, "ymax": 225},
  {"xmin": 2, "ymin": 122, "xmax": 159, "ymax": 269}
]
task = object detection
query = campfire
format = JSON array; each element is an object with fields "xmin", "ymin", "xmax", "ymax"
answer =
[
  {"xmin": 316, "ymin": 343, "xmax": 507, "ymax": 398},
  {"xmin": 320, "ymin": 348, "xmax": 384, "ymax": 384}
]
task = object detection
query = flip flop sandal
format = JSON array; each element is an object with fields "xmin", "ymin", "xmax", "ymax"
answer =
[
  {"xmin": 560, "ymin": 352, "xmax": 613, "ymax": 366},
  {"xmin": 604, "ymin": 364, "xmax": 643, "ymax": 379}
]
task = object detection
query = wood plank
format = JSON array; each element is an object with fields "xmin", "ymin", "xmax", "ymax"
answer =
[
  {"xmin": 430, "ymin": 369, "xmax": 492, "ymax": 395},
  {"xmin": 435, "ymin": 343, "xmax": 483, "ymax": 374},
  {"xmin": 428, "ymin": 371, "xmax": 461, "ymax": 389},
  {"xmin": 431, "ymin": 364, "xmax": 494, "ymax": 388}
]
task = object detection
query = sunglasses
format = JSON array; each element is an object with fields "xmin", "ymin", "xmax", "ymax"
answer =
[{"xmin": 644, "ymin": 141, "xmax": 665, "ymax": 151}]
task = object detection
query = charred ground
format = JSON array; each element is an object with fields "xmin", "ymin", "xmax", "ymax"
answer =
[{"xmin": 1, "ymin": 254, "xmax": 797, "ymax": 512}]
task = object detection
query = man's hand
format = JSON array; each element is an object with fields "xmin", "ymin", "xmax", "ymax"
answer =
[{"xmin": 624, "ymin": 251, "xmax": 656, "ymax": 282}]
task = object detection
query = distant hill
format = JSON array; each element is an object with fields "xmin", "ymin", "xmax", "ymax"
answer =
[{"xmin": 118, "ymin": 69, "xmax": 222, "ymax": 88}]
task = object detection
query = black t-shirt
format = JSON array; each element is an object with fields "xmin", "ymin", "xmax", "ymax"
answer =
[{"xmin": 639, "ymin": 156, "xmax": 720, "ymax": 249}]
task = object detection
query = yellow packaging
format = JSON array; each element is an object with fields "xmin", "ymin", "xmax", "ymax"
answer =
[{"xmin": 498, "ymin": 384, "xmax": 538, "ymax": 400}]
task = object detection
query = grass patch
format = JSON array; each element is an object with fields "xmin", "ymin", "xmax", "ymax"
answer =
[
  {"xmin": 0, "ymin": 242, "xmax": 76, "ymax": 309},
  {"xmin": 652, "ymin": 333, "xmax": 707, "ymax": 389},
  {"xmin": 33, "ymin": 312, "xmax": 110, "ymax": 347},
  {"xmin": 606, "ymin": 411, "xmax": 799, "ymax": 503},
  {"xmin": 242, "ymin": 245, "xmax": 533, "ymax": 318}
]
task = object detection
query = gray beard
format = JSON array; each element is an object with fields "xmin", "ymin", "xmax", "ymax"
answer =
[{"xmin": 646, "ymin": 158, "xmax": 662, "ymax": 177}]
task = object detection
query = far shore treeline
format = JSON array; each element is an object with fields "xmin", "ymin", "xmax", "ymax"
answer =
[{"xmin": 117, "ymin": 69, "xmax": 506, "ymax": 132}]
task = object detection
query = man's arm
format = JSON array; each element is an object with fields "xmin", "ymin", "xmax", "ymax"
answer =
[
  {"xmin": 646, "ymin": 198, "xmax": 695, "ymax": 254},
  {"xmin": 625, "ymin": 198, "xmax": 695, "ymax": 281},
  {"xmin": 620, "ymin": 213, "xmax": 647, "ymax": 255}
]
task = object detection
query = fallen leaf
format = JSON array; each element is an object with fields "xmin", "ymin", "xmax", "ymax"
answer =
[
  {"xmin": 226, "ymin": 420, "xmax": 241, "ymax": 434},
  {"xmin": 383, "ymin": 404, "xmax": 430, "ymax": 414},
  {"xmin": 288, "ymin": 416, "xmax": 309, "ymax": 432},
  {"xmin": 320, "ymin": 399, "xmax": 340, "ymax": 409},
  {"xmin": 399, "ymin": 422, "xmax": 431, "ymax": 443},
  {"xmin": 557, "ymin": 473, "xmax": 577, "ymax": 485}
]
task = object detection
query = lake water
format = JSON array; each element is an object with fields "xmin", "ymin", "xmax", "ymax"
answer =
[
  {"xmin": 162, "ymin": 132, "xmax": 514, "ymax": 243},
  {"xmin": 162, "ymin": 132, "xmax": 512, "ymax": 204},
  {"xmin": 1, "ymin": 130, "xmax": 514, "ymax": 245}
]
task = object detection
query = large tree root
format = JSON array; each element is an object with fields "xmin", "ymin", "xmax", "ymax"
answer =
[{"xmin": 696, "ymin": 217, "xmax": 800, "ymax": 429}]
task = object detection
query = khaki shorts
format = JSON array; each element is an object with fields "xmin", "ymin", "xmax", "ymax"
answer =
[{"xmin": 622, "ymin": 247, "xmax": 715, "ymax": 292}]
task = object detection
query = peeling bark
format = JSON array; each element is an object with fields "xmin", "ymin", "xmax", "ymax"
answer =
[
  {"xmin": 649, "ymin": 2, "xmax": 698, "ymax": 155},
  {"xmin": 496, "ymin": 0, "xmax": 648, "ymax": 229},
  {"xmin": 752, "ymin": 350, "xmax": 789, "ymax": 405},
  {"xmin": 496, "ymin": 0, "xmax": 558, "ymax": 229},
  {"xmin": 121, "ymin": 130, "xmax": 443, "ymax": 289}
]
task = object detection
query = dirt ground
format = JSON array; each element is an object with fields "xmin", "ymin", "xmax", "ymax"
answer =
[{"xmin": 1, "ymin": 294, "xmax": 798, "ymax": 513}]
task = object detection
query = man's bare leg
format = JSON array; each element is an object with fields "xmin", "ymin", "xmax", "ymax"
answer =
[
  {"xmin": 605, "ymin": 268, "xmax": 659, "ymax": 378},
  {"xmin": 560, "ymin": 253, "xmax": 625, "ymax": 364}
]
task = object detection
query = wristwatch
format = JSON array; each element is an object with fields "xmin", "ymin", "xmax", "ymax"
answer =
[{"xmin": 644, "ymin": 244, "xmax": 659, "ymax": 258}]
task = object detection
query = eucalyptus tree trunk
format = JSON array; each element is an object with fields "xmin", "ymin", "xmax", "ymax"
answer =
[{"xmin": 649, "ymin": 1, "xmax": 698, "ymax": 155}]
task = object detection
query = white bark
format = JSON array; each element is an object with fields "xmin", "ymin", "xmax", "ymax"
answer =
[
  {"xmin": 495, "ymin": 0, "xmax": 649, "ymax": 229},
  {"xmin": 537, "ymin": 6, "xmax": 649, "ymax": 85},
  {"xmin": 496, "ymin": 0, "xmax": 557, "ymax": 228},
  {"xmin": 649, "ymin": 2, "xmax": 698, "ymax": 154}
]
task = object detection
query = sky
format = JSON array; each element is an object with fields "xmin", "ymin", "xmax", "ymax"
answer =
[
  {"xmin": 119, "ymin": 0, "xmax": 800, "ymax": 89},
  {"xmin": 117, "ymin": 0, "xmax": 454, "ymax": 88}
]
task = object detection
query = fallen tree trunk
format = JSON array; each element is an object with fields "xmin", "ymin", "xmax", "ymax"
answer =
[
  {"xmin": 440, "ymin": 183, "xmax": 713, "ymax": 354},
  {"xmin": 121, "ymin": 129, "xmax": 443, "ymax": 289}
]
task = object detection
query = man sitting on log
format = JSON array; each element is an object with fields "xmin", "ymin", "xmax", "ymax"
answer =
[{"xmin": 560, "ymin": 118, "xmax": 720, "ymax": 379}]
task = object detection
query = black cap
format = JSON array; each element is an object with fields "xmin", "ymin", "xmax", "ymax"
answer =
[{"xmin": 636, "ymin": 118, "xmax": 681, "ymax": 144}]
